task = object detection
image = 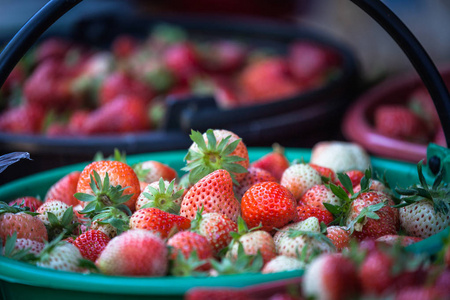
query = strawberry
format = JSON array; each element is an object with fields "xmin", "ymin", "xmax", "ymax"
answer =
[
  {"xmin": 44, "ymin": 171, "xmax": 80, "ymax": 207},
  {"xmin": 180, "ymin": 169, "xmax": 241, "ymax": 222},
  {"xmin": 34, "ymin": 37, "xmax": 74, "ymax": 63},
  {"xmin": 23, "ymin": 59, "xmax": 79, "ymax": 111},
  {"xmin": 326, "ymin": 226, "xmax": 351, "ymax": 251},
  {"xmin": 346, "ymin": 191, "xmax": 399, "ymax": 241},
  {"xmin": 296, "ymin": 205, "xmax": 334, "ymax": 225},
  {"xmin": 288, "ymin": 41, "xmax": 340, "ymax": 89},
  {"xmin": 98, "ymin": 71, "xmax": 155, "ymax": 105},
  {"xmin": 374, "ymin": 104, "xmax": 430, "ymax": 143},
  {"xmin": 408, "ymin": 86, "xmax": 441, "ymax": 132},
  {"xmin": 81, "ymin": 95, "xmax": 151, "ymax": 135},
  {"xmin": 76, "ymin": 160, "xmax": 141, "ymax": 213},
  {"xmin": 261, "ymin": 255, "xmax": 305, "ymax": 274},
  {"xmin": 191, "ymin": 211, "xmax": 238, "ymax": 256},
  {"xmin": 395, "ymin": 161, "xmax": 450, "ymax": 238},
  {"xmin": 226, "ymin": 217, "xmax": 277, "ymax": 265},
  {"xmin": 341, "ymin": 170, "xmax": 365, "ymax": 190},
  {"xmin": 213, "ymin": 78, "xmax": 242, "ymax": 109},
  {"xmin": 95, "ymin": 229, "xmax": 168, "ymax": 276},
  {"xmin": 36, "ymin": 200, "xmax": 80, "ymax": 240},
  {"xmin": 1, "ymin": 64, "xmax": 25, "ymax": 96},
  {"xmin": 162, "ymin": 41, "xmax": 200, "ymax": 84},
  {"xmin": 280, "ymin": 163, "xmax": 322, "ymax": 201},
  {"xmin": 310, "ymin": 141, "xmax": 371, "ymax": 173},
  {"xmin": 241, "ymin": 181, "xmax": 297, "ymax": 233},
  {"xmin": 36, "ymin": 240, "xmax": 87, "ymax": 273},
  {"xmin": 73, "ymin": 229, "xmax": 110, "ymax": 262},
  {"xmin": 274, "ymin": 217, "xmax": 335, "ymax": 260},
  {"xmin": 395, "ymin": 286, "xmax": 447, "ymax": 300},
  {"xmin": 129, "ymin": 207, "xmax": 191, "ymax": 239},
  {"xmin": 3, "ymin": 235, "xmax": 45, "ymax": 256},
  {"xmin": 183, "ymin": 129, "xmax": 249, "ymax": 185},
  {"xmin": 0, "ymin": 104, "xmax": 46, "ymax": 134},
  {"xmin": 111, "ymin": 34, "xmax": 139, "ymax": 59},
  {"xmin": 250, "ymin": 144, "xmax": 290, "ymax": 182},
  {"xmin": 239, "ymin": 56, "xmax": 301, "ymax": 104},
  {"xmin": 167, "ymin": 230, "xmax": 214, "ymax": 273},
  {"xmin": 0, "ymin": 201, "xmax": 48, "ymax": 244},
  {"xmin": 8, "ymin": 196, "xmax": 42, "ymax": 212},
  {"xmin": 234, "ymin": 166, "xmax": 277, "ymax": 200},
  {"xmin": 135, "ymin": 178, "xmax": 183, "ymax": 213},
  {"xmin": 185, "ymin": 287, "xmax": 252, "ymax": 300},
  {"xmin": 376, "ymin": 235, "xmax": 423, "ymax": 247},
  {"xmin": 353, "ymin": 178, "xmax": 389, "ymax": 194},
  {"xmin": 198, "ymin": 40, "xmax": 247, "ymax": 74},
  {"xmin": 309, "ymin": 163, "xmax": 337, "ymax": 183},
  {"xmin": 302, "ymin": 253, "xmax": 361, "ymax": 300},
  {"xmin": 133, "ymin": 160, "xmax": 178, "ymax": 184},
  {"xmin": 299, "ymin": 184, "xmax": 341, "ymax": 210}
]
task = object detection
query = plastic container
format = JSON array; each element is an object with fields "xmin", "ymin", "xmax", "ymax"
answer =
[
  {"xmin": 342, "ymin": 64, "xmax": 450, "ymax": 163},
  {"xmin": 0, "ymin": 147, "xmax": 446, "ymax": 300}
]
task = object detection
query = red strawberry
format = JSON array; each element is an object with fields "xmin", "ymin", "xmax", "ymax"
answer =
[
  {"xmin": 81, "ymin": 95, "xmax": 151, "ymax": 135},
  {"xmin": 296, "ymin": 205, "xmax": 334, "ymax": 225},
  {"xmin": 73, "ymin": 229, "xmax": 110, "ymax": 262},
  {"xmin": 162, "ymin": 41, "xmax": 200, "ymax": 83},
  {"xmin": 280, "ymin": 163, "xmax": 322, "ymax": 201},
  {"xmin": 250, "ymin": 144, "xmax": 290, "ymax": 182},
  {"xmin": 0, "ymin": 104, "xmax": 46, "ymax": 134},
  {"xmin": 239, "ymin": 56, "xmax": 302, "ymax": 104},
  {"xmin": 234, "ymin": 166, "xmax": 277, "ymax": 200},
  {"xmin": 346, "ymin": 191, "xmax": 399, "ymax": 241},
  {"xmin": 129, "ymin": 207, "xmax": 191, "ymax": 239},
  {"xmin": 213, "ymin": 78, "xmax": 242, "ymax": 109},
  {"xmin": 76, "ymin": 160, "xmax": 141, "ymax": 212},
  {"xmin": 180, "ymin": 169, "xmax": 241, "ymax": 222},
  {"xmin": 299, "ymin": 184, "xmax": 341, "ymax": 210},
  {"xmin": 191, "ymin": 212, "xmax": 238, "ymax": 256},
  {"xmin": 67, "ymin": 109, "xmax": 90, "ymax": 134},
  {"xmin": 167, "ymin": 230, "xmax": 214, "ymax": 272},
  {"xmin": 8, "ymin": 196, "xmax": 42, "ymax": 212},
  {"xmin": 111, "ymin": 34, "xmax": 139, "ymax": 59},
  {"xmin": 288, "ymin": 41, "xmax": 340, "ymax": 89},
  {"xmin": 241, "ymin": 181, "xmax": 297, "ymax": 232},
  {"xmin": 1, "ymin": 64, "xmax": 25, "ymax": 96},
  {"xmin": 95, "ymin": 229, "xmax": 168, "ymax": 276},
  {"xmin": 133, "ymin": 160, "xmax": 178, "ymax": 184},
  {"xmin": 374, "ymin": 104, "xmax": 430, "ymax": 143},
  {"xmin": 45, "ymin": 171, "xmax": 80, "ymax": 207},
  {"xmin": 23, "ymin": 60, "xmax": 79, "ymax": 110},
  {"xmin": 326, "ymin": 226, "xmax": 351, "ymax": 251},
  {"xmin": 309, "ymin": 163, "xmax": 337, "ymax": 183},
  {"xmin": 302, "ymin": 253, "xmax": 361, "ymax": 300},
  {"xmin": 34, "ymin": 37, "xmax": 73, "ymax": 63},
  {"xmin": 98, "ymin": 71, "xmax": 155, "ymax": 105},
  {"xmin": 0, "ymin": 202, "xmax": 48, "ymax": 244},
  {"xmin": 343, "ymin": 170, "xmax": 365, "ymax": 189}
]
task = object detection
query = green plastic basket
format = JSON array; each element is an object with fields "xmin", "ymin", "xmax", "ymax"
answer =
[{"xmin": 0, "ymin": 148, "xmax": 447, "ymax": 300}]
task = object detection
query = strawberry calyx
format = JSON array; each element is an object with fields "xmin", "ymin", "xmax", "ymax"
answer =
[
  {"xmin": 45, "ymin": 206, "xmax": 80, "ymax": 240},
  {"xmin": 141, "ymin": 178, "xmax": 184, "ymax": 214},
  {"xmin": 227, "ymin": 216, "xmax": 262, "ymax": 252},
  {"xmin": 0, "ymin": 201, "xmax": 39, "ymax": 216},
  {"xmin": 182, "ymin": 129, "xmax": 248, "ymax": 185},
  {"xmin": 91, "ymin": 206, "xmax": 130, "ymax": 234},
  {"xmin": 209, "ymin": 243, "xmax": 263, "ymax": 275},
  {"xmin": 285, "ymin": 221, "xmax": 336, "ymax": 251},
  {"xmin": 74, "ymin": 170, "xmax": 133, "ymax": 218},
  {"xmin": 93, "ymin": 148, "xmax": 127, "ymax": 164},
  {"xmin": 394, "ymin": 160, "xmax": 450, "ymax": 214},
  {"xmin": 169, "ymin": 249, "xmax": 210, "ymax": 277},
  {"xmin": 1, "ymin": 232, "xmax": 37, "ymax": 262}
]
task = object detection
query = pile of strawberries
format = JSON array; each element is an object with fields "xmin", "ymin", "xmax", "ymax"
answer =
[
  {"xmin": 1, "ymin": 129, "xmax": 449, "ymax": 300},
  {"xmin": 373, "ymin": 85, "xmax": 445, "ymax": 146},
  {"xmin": 0, "ymin": 24, "xmax": 341, "ymax": 136}
]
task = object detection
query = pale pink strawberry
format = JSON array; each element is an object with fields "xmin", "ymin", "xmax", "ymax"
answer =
[
  {"xmin": 310, "ymin": 141, "xmax": 371, "ymax": 173},
  {"xmin": 227, "ymin": 230, "xmax": 277, "ymax": 265},
  {"xmin": 375, "ymin": 235, "xmax": 423, "ymax": 247},
  {"xmin": 192, "ymin": 212, "xmax": 238, "ymax": 256},
  {"xmin": 302, "ymin": 253, "xmax": 361, "ymax": 300},
  {"xmin": 133, "ymin": 160, "xmax": 178, "ymax": 184},
  {"xmin": 250, "ymin": 144, "xmax": 290, "ymax": 182},
  {"xmin": 353, "ymin": 179, "xmax": 389, "ymax": 194},
  {"xmin": 8, "ymin": 196, "xmax": 42, "ymax": 212},
  {"xmin": 280, "ymin": 163, "xmax": 322, "ymax": 200},
  {"xmin": 180, "ymin": 169, "xmax": 240, "ymax": 222},
  {"xmin": 299, "ymin": 184, "xmax": 341, "ymax": 209},
  {"xmin": 261, "ymin": 255, "xmax": 305, "ymax": 274},
  {"xmin": 36, "ymin": 241, "xmax": 85, "ymax": 273},
  {"xmin": 10, "ymin": 238, "xmax": 45, "ymax": 255},
  {"xmin": 0, "ymin": 211, "xmax": 48, "ymax": 244},
  {"xmin": 234, "ymin": 166, "xmax": 277, "ymax": 200},
  {"xmin": 95, "ymin": 229, "xmax": 168, "ymax": 276}
]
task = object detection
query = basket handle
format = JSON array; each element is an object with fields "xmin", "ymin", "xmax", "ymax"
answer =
[
  {"xmin": 350, "ymin": 0, "xmax": 450, "ymax": 147},
  {"xmin": 0, "ymin": 0, "xmax": 83, "ymax": 87}
]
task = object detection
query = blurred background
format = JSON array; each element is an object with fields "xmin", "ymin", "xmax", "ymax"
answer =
[{"xmin": 0, "ymin": 0, "xmax": 449, "ymax": 184}]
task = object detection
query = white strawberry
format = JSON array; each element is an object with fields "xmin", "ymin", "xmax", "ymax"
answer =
[
  {"xmin": 36, "ymin": 200, "xmax": 80, "ymax": 240},
  {"xmin": 261, "ymin": 255, "xmax": 305, "ymax": 274},
  {"xmin": 280, "ymin": 163, "xmax": 322, "ymax": 200},
  {"xmin": 310, "ymin": 141, "xmax": 371, "ymax": 173},
  {"xmin": 36, "ymin": 241, "xmax": 86, "ymax": 273}
]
